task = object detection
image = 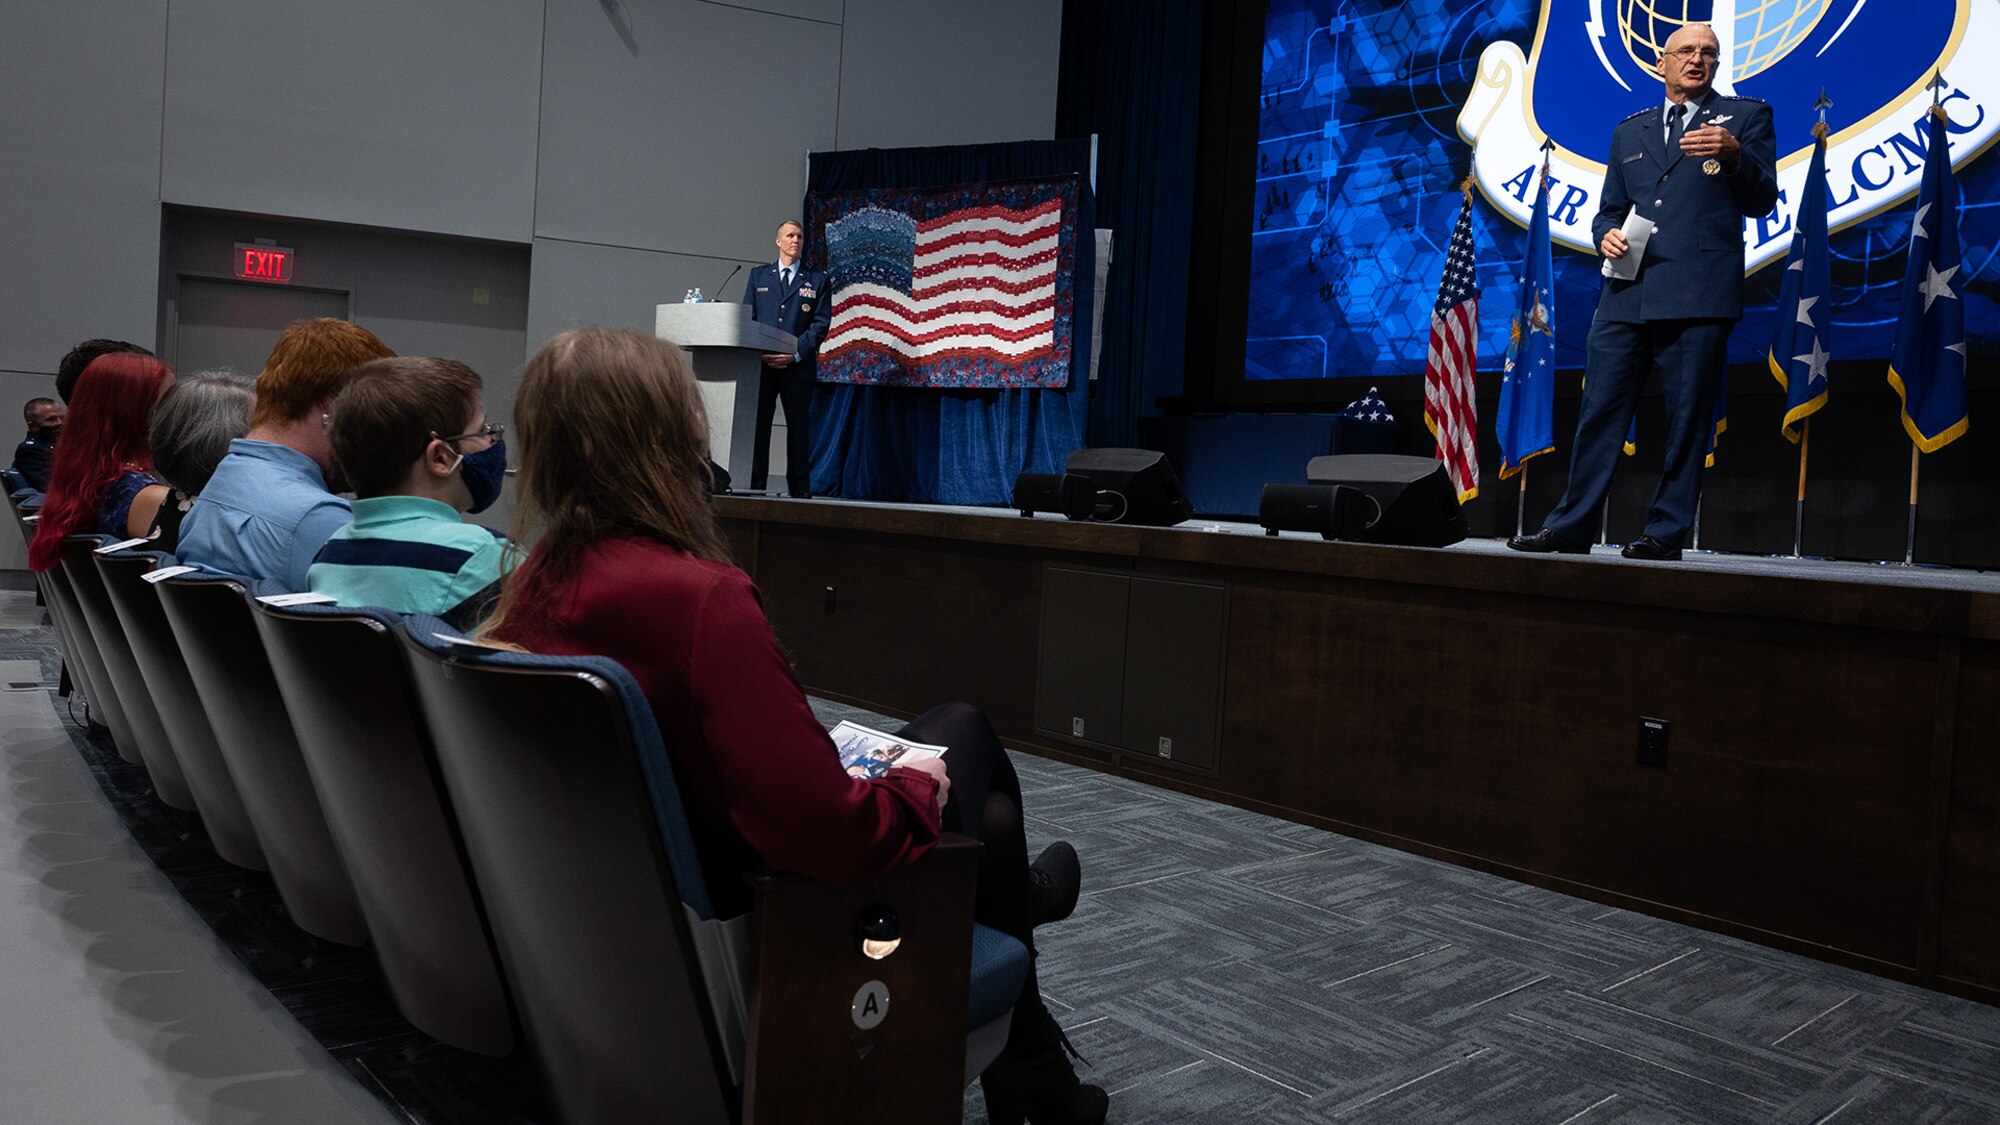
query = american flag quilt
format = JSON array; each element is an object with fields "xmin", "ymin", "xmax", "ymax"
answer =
[{"xmin": 809, "ymin": 177, "xmax": 1077, "ymax": 389}]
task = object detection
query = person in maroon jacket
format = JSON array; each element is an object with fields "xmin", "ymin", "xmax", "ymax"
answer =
[{"xmin": 483, "ymin": 327, "xmax": 1106, "ymax": 1125}]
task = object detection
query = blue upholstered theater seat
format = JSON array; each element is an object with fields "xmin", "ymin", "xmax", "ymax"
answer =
[
  {"xmin": 156, "ymin": 569, "xmax": 366, "ymax": 945},
  {"xmin": 94, "ymin": 549, "xmax": 268, "ymax": 871},
  {"xmin": 251, "ymin": 602, "xmax": 515, "ymax": 1056},
  {"xmin": 398, "ymin": 616, "xmax": 1026, "ymax": 1119},
  {"xmin": 969, "ymin": 915, "xmax": 1032, "ymax": 1030}
]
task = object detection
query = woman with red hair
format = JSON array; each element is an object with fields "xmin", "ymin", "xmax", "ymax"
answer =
[{"xmin": 28, "ymin": 353, "xmax": 174, "ymax": 571}]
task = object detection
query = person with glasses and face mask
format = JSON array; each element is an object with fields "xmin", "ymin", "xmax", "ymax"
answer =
[
  {"xmin": 308, "ymin": 357, "xmax": 513, "ymax": 629},
  {"xmin": 1509, "ymin": 21, "xmax": 1776, "ymax": 562}
]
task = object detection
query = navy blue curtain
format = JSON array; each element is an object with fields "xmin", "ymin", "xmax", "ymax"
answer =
[
  {"xmin": 1057, "ymin": 0, "xmax": 1206, "ymax": 448},
  {"xmin": 804, "ymin": 140, "xmax": 1097, "ymax": 505}
]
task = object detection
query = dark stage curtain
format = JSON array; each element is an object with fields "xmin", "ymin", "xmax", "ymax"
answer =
[
  {"xmin": 804, "ymin": 140, "xmax": 1096, "ymax": 505},
  {"xmin": 1057, "ymin": 0, "xmax": 1206, "ymax": 448}
]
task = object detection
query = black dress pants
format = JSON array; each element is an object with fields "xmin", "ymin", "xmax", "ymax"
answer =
[{"xmin": 750, "ymin": 366, "xmax": 812, "ymax": 496}]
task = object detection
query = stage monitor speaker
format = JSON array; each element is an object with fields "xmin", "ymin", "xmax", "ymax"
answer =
[
  {"xmin": 1304, "ymin": 454, "xmax": 1467, "ymax": 547},
  {"xmin": 1011, "ymin": 472, "xmax": 1097, "ymax": 520},
  {"xmin": 704, "ymin": 458, "xmax": 732, "ymax": 496},
  {"xmin": 1258, "ymin": 483, "xmax": 1373, "ymax": 540},
  {"xmin": 1063, "ymin": 448, "xmax": 1193, "ymax": 527}
]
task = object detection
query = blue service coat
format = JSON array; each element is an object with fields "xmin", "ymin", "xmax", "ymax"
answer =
[
  {"xmin": 1591, "ymin": 91, "xmax": 1779, "ymax": 323},
  {"xmin": 741, "ymin": 262, "xmax": 832, "ymax": 374}
]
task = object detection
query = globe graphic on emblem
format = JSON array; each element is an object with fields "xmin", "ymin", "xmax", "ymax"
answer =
[{"xmin": 1617, "ymin": 0, "xmax": 1830, "ymax": 83}]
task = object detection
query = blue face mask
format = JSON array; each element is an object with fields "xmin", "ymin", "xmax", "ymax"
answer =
[{"xmin": 452, "ymin": 439, "xmax": 508, "ymax": 513}]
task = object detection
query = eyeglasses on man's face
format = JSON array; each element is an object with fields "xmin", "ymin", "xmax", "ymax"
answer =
[
  {"xmin": 434, "ymin": 423, "xmax": 505, "ymax": 447},
  {"xmin": 1666, "ymin": 46, "xmax": 1721, "ymax": 61}
]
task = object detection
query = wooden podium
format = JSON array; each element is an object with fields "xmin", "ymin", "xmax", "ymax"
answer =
[{"xmin": 655, "ymin": 302, "xmax": 797, "ymax": 490}]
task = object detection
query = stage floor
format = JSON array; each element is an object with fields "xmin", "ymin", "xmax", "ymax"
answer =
[{"xmin": 724, "ymin": 494, "xmax": 2000, "ymax": 594}]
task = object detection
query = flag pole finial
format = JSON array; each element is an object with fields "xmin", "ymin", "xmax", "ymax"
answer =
[{"xmin": 1813, "ymin": 89, "xmax": 1832, "ymax": 141}]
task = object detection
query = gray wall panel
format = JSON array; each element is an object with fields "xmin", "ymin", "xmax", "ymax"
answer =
[
  {"xmin": 534, "ymin": 0, "xmax": 840, "ymax": 256},
  {"xmin": 693, "ymin": 0, "xmax": 842, "ymax": 23},
  {"xmin": 526, "ymin": 236, "xmax": 762, "ymax": 346},
  {"xmin": 160, "ymin": 0, "xmax": 544, "ymax": 243},
  {"xmin": 0, "ymin": 2, "xmax": 168, "ymax": 375},
  {"xmin": 833, "ymin": 0, "xmax": 1061, "ymax": 150}
]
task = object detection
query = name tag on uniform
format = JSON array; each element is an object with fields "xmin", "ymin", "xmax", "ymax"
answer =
[
  {"xmin": 1622, "ymin": 152, "xmax": 1645, "ymax": 164},
  {"xmin": 755, "ymin": 286, "xmax": 770, "ymax": 293}
]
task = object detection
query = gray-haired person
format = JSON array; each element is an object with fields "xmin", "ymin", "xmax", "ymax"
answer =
[{"xmin": 147, "ymin": 369, "xmax": 256, "ymax": 552}]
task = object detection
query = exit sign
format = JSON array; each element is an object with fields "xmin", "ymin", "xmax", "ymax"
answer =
[{"xmin": 233, "ymin": 242, "xmax": 294, "ymax": 283}]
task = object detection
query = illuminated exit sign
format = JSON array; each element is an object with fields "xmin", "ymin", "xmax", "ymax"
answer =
[{"xmin": 233, "ymin": 242, "xmax": 294, "ymax": 283}]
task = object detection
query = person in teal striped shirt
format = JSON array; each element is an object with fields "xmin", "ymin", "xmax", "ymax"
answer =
[{"xmin": 309, "ymin": 357, "xmax": 513, "ymax": 628}]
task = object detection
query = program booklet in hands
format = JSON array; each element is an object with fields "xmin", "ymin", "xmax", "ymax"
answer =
[{"xmin": 829, "ymin": 720, "xmax": 947, "ymax": 779}]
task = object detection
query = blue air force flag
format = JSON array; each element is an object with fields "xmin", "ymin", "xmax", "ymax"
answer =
[
  {"xmin": 1887, "ymin": 106, "xmax": 1968, "ymax": 452},
  {"xmin": 1769, "ymin": 128, "xmax": 1833, "ymax": 443},
  {"xmin": 1497, "ymin": 161, "xmax": 1555, "ymax": 479}
]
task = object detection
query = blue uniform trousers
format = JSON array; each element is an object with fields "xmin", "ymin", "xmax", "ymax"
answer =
[{"xmin": 1544, "ymin": 317, "xmax": 1729, "ymax": 549}]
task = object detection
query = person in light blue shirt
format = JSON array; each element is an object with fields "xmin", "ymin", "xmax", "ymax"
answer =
[
  {"xmin": 176, "ymin": 318, "xmax": 395, "ymax": 589},
  {"xmin": 308, "ymin": 356, "xmax": 511, "ymax": 628}
]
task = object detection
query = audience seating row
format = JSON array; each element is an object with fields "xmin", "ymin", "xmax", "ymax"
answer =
[{"xmin": 12, "ymin": 510, "xmax": 1028, "ymax": 1124}]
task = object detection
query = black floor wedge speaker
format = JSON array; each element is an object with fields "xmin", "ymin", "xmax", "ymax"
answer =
[
  {"xmin": 1258, "ymin": 483, "xmax": 1373, "ymax": 540},
  {"xmin": 1011, "ymin": 472, "xmax": 1096, "ymax": 520},
  {"xmin": 1304, "ymin": 454, "xmax": 1467, "ymax": 547},
  {"xmin": 1064, "ymin": 448, "xmax": 1193, "ymax": 527}
]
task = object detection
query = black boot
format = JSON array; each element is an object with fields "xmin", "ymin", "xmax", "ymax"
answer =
[
  {"xmin": 980, "ymin": 1009, "xmax": 1107, "ymax": 1125},
  {"xmin": 1028, "ymin": 841, "xmax": 1081, "ymax": 927}
]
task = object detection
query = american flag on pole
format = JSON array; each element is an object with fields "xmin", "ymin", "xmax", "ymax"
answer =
[
  {"xmin": 813, "ymin": 178, "xmax": 1076, "ymax": 389},
  {"xmin": 1423, "ymin": 183, "xmax": 1480, "ymax": 502}
]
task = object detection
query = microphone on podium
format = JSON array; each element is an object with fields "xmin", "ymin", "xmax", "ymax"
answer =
[{"xmin": 712, "ymin": 263, "xmax": 745, "ymax": 301}]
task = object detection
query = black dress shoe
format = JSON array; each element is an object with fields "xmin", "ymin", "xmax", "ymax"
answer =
[
  {"xmin": 1506, "ymin": 528, "xmax": 1590, "ymax": 555},
  {"xmin": 982, "ymin": 1010, "xmax": 1107, "ymax": 1125},
  {"xmin": 1621, "ymin": 535, "xmax": 1683, "ymax": 561},
  {"xmin": 1028, "ymin": 841, "xmax": 1081, "ymax": 927}
]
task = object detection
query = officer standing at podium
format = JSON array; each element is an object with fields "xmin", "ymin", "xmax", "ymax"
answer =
[
  {"xmin": 743, "ymin": 219, "xmax": 831, "ymax": 498},
  {"xmin": 1509, "ymin": 22, "xmax": 1776, "ymax": 561}
]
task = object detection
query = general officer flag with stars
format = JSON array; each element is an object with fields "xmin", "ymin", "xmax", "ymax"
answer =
[
  {"xmin": 1887, "ymin": 104, "xmax": 1968, "ymax": 452},
  {"xmin": 1497, "ymin": 156, "xmax": 1555, "ymax": 479},
  {"xmin": 1770, "ymin": 127, "xmax": 1832, "ymax": 443}
]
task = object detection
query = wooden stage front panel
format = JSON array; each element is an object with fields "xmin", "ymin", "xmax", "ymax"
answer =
[{"xmin": 716, "ymin": 498, "xmax": 2000, "ymax": 1005}]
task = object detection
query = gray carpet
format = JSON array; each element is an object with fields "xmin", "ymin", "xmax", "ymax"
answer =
[{"xmin": 816, "ymin": 698, "xmax": 2000, "ymax": 1124}]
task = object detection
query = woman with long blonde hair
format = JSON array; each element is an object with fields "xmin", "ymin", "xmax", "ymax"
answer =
[{"xmin": 486, "ymin": 328, "xmax": 1104, "ymax": 1125}]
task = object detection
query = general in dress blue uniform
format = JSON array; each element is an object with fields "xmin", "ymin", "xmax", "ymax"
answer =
[
  {"xmin": 1511, "ymin": 22, "xmax": 1778, "ymax": 561},
  {"xmin": 741, "ymin": 219, "xmax": 832, "ymax": 498}
]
